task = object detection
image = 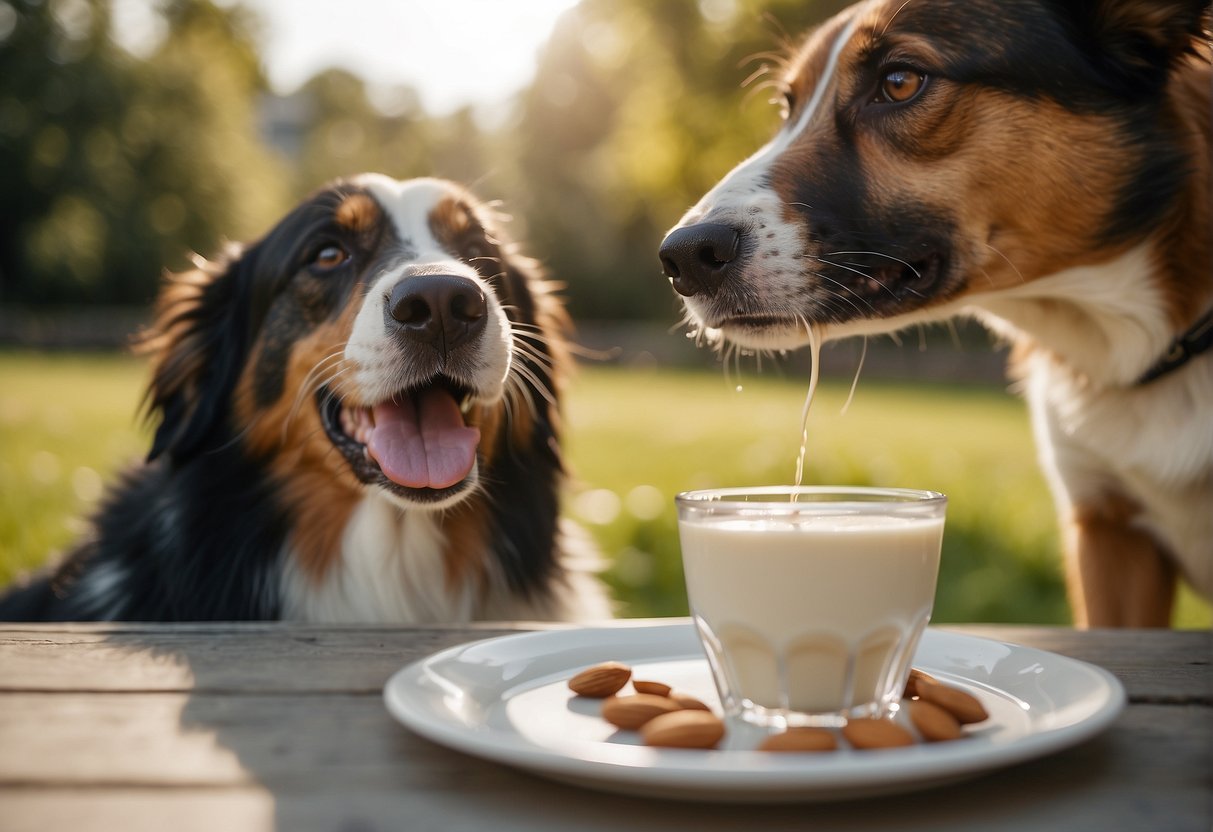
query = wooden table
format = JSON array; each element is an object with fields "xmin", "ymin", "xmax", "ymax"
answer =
[{"xmin": 1, "ymin": 623, "xmax": 1209, "ymax": 832}]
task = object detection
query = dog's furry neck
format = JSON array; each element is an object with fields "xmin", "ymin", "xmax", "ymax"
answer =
[
  {"xmin": 973, "ymin": 243, "xmax": 1176, "ymax": 388},
  {"xmin": 977, "ymin": 56, "xmax": 1212, "ymax": 390}
]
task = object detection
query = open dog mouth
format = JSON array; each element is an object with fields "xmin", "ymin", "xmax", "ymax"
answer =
[{"xmin": 318, "ymin": 377, "xmax": 481, "ymax": 503}]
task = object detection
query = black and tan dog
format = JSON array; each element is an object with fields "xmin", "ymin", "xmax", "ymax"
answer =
[
  {"xmin": 660, "ymin": 0, "xmax": 1211, "ymax": 626},
  {"xmin": 1, "ymin": 175, "xmax": 609, "ymax": 622}
]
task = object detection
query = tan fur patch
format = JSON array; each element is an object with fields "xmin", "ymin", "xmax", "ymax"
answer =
[
  {"xmin": 428, "ymin": 193, "xmax": 478, "ymax": 249},
  {"xmin": 1068, "ymin": 494, "xmax": 1177, "ymax": 627},
  {"xmin": 234, "ymin": 295, "xmax": 364, "ymax": 581},
  {"xmin": 335, "ymin": 192, "xmax": 382, "ymax": 235},
  {"xmin": 1154, "ymin": 49, "xmax": 1213, "ymax": 328},
  {"xmin": 137, "ymin": 264, "xmax": 226, "ymax": 432},
  {"xmin": 439, "ymin": 500, "xmax": 490, "ymax": 592}
]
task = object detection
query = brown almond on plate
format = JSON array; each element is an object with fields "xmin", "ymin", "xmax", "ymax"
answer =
[
  {"xmin": 633, "ymin": 679, "xmax": 673, "ymax": 697},
  {"xmin": 669, "ymin": 692, "xmax": 711, "ymax": 711},
  {"xmin": 757, "ymin": 728, "xmax": 838, "ymax": 753},
  {"xmin": 601, "ymin": 693, "xmax": 680, "ymax": 730},
  {"xmin": 642, "ymin": 709, "xmax": 725, "ymax": 749},
  {"xmin": 568, "ymin": 661, "xmax": 631, "ymax": 698},
  {"xmin": 904, "ymin": 668, "xmax": 937, "ymax": 699},
  {"xmin": 916, "ymin": 678, "xmax": 989, "ymax": 725},
  {"xmin": 841, "ymin": 718, "xmax": 915, "ymax": 750},
  {"xmin": 908, "ymin": 699, "xmax": 963, "ymax": 742}
]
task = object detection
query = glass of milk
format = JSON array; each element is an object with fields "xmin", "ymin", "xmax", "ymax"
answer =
[{"xmin": 676, "ymin": 486, "xmax": 946, "ymax": 728}]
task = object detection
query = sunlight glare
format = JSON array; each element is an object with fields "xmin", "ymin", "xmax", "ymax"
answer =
[{"xmin": 239, "ymin": 0, "xmax": 583, "ymax": 120}]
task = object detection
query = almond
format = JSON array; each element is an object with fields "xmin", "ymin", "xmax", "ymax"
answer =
[
  {"xmin": 568, "ymin": 661, "xmax": 631, "ymax": 698},
  {"xmin": 841, "ymin": 718, "xmax": 915, "ymax": 750},
  {"xmin": 916, "ymin": 678, "xmax": 989, "ymax": 725},
  {"xmin": 904, "ymin": 667, "xmax": 937, "ymax": 699},
  {"xmin": 633, "ymin": 679, "xmax": 673, "ymax": 697},
  {"xmin": 601, "ymin": 694, "xmax": 680, "ymax": 730},
  {"xmin": 908, "ymin": 699, "xmax": 963, "ymax": 742},
  {"xmin": 642, "ymin": 709, "xmax": 726, "ymax": 749},
  {"xmin": 669, "ymin": 692, "xmax": 711, "ymax": 711},
  {"xmin": 757, "ymin": 728, "xmax": 837, "ymax": 753}
]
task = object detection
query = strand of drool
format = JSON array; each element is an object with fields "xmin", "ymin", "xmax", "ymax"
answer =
[{"xmin": 793, "ymin": 323, "xmax": 822, "ymax": 494}]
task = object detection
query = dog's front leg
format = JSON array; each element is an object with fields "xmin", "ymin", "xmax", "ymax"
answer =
[{"xmin": 1068, "ymin": 500, "xmax": 1177, "ymax": 628}]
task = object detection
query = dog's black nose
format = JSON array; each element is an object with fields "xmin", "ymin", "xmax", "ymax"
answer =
[
  {"xmin": 658, "ymin": 223, "xmax": 741, "ymax": 298},
  {"xmin": 387, "ymin": 274, "xmax": 487, "ymax": 354}
]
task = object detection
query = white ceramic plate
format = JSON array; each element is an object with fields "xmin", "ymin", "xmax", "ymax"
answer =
[{"xmin": 383, "ymin": 621, "xmax": 1125, "ymax": 802}]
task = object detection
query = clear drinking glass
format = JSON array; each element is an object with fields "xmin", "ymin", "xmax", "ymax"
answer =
[{"xmin": 676, "ymin": 486, "xmax": 947, "ymax": 728}]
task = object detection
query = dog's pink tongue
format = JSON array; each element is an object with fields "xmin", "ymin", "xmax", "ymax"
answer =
[{"xmin": 367, "ymin": 390, "xmax": 479, "ymax": 490}]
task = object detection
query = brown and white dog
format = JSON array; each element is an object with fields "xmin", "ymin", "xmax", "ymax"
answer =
[
  {"xmin": 0, "ymin": 174, "xmax": 610, "ymax": 623},
  {"xmin": 659, "ymin": 0, "xmax": 1212, "ymax": 626}
]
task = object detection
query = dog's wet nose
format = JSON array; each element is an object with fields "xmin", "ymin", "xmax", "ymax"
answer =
[
  {"xmin": 658, "ymin": 223, "xmax": 741, "ymax": 298},
  {"xmin": 387, "ymin": 274, "xmax": 487, "ymax": 354}
]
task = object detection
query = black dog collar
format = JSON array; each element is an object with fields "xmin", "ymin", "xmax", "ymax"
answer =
[{"xmin": 1136, "ymin": 305, "xmax": 1213, "ymax": 386}]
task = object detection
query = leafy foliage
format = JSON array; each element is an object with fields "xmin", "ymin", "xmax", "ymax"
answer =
[
  {"xmin": 503, "ymin": 0, "xmax": 852, "ymax": 320},
  {"xmin": 0, "ymin": 0, "xmax": 288, "ymax": 304}
]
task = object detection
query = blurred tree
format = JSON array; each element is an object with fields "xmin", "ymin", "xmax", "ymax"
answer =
[
  {"xmin": 285, "ymin": 68, "xmax": 492, "ymax": 196},
  {"xmin": 0, "ymin": 0, "xmax": 288, "ymax": 306},
  {"xmin": 505, "ymin": 0, "xmax": 850, "ymax": 321}
]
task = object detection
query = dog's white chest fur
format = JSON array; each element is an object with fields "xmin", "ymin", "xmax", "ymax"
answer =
[
  {"xmin": 276, "ymin": 494, "xmax": 613, "ymax": 623},
  {"xmin": 1024, "ymin": 352, "xmax": 1213, "ymax": 596},
  {"xmin": 278, "ymin": 495, "xmax": 476, "ymax": 623},
  {"xmin": 973, "ymin": 246, "xmax": 1213, "ymax": 597}
]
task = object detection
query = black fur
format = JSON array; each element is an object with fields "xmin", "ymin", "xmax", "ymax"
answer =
[{"xmin": 0, "ymin": 216, "xmax": 297, "ymax": 620}]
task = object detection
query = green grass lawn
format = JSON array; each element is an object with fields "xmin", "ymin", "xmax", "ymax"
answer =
[{"xmin": 1, "ymin": 350, "xmax": 1208, "ymax": 627}]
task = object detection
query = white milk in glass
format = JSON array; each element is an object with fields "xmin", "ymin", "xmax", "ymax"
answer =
[{"xmin": 679, "ymin": 507, "xmax": 944, "ymax": 724}]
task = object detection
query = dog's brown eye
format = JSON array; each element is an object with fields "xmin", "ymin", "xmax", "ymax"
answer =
[
  {"xmin": 879, "ymin": 69, "xmax": 925, "ymax": 103},
  {"xmin": 311, "ymin": 244, "xmax": 348, "ymax": 271}
]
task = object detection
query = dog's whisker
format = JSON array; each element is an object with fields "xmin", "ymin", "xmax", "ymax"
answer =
[
  {"xmin": 285, "ymin": 353, "xmax": 352, "ymax": 437},
  {"xmin": 504, "ymin": 372, "xmax": 541, "ymax": 423},
  {"xmin": 290, "ymin": 348, "xmax": 349, "ymax": 401},
  {"xmin": 841, "ymin": 336, "xmax": 868, "ymax": 416},
  {"xmin": 823, "ymin": 250, "xmax": 922, "ymax": 279},
  {"xmin": 880, "ymin": 0, "xmax": 918, "ymax": 36},
  {"xmin": 508, "ymin": 326, "xmax": 558, "ymax": 355},
  {"xmin": 984, "ymin": 241, "xmax": 1026, "ymax": 284},
  {"xmin": 812, "ymin": 271, "xmax": 877, "ymax": 317},
  {"xmin": 284, "ymin": 362, "xmax": 352, "ymax": 435},
  {"xmin": 511, "ymin": 345, "xmax": 559, "ymax": 378},
  {"xmin": 510, "ymin": 362, "xmax": 558, "ymax": 408},
  {"xmin": 813, "ymin": 256, "xmax": 900, "ymax": 300}
]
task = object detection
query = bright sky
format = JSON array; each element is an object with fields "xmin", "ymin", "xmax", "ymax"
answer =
[{"xmin": 113, "ymin": 0, "xmax": 583, "ymax": 118}]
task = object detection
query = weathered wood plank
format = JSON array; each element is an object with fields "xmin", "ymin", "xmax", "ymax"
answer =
[
  {"xmin": 1, "ymin": 623, "xmax": 1208, "ymax": 832},
  {"xmin": 949, "ymin": 626, "xmax": 1212, "ymax": 704},
  {"xmin": 1, "ymin": 623, "xmax": 1209, "ymax": 702},
  {"xmin": 2, "ymin": 702, "xmax": 1209, "ymax": 832},
  {"xmin": 0, "ymin": 625, "xmax": 527, "ymax": 693}
]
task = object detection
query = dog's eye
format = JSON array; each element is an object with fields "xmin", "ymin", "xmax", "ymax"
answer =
[
  {"xmin": 877, "ymin": 68, "xmax": 926, "ymax": 104},
  {"xmin": 310, "ymin": 244, "xmax": 349, "ymax": 272}
]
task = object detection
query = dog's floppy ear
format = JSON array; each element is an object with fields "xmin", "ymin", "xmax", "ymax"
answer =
[
  {"xmin": 138, "ymin": 250, "xmax": 251, "ymax": 463},
  {"xmin": 1060, "ymin": 0, "xmax": 1210, "ymax": 93}
]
